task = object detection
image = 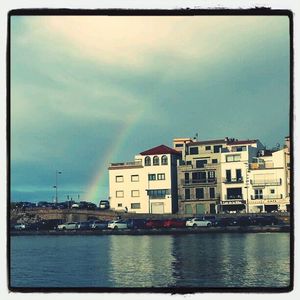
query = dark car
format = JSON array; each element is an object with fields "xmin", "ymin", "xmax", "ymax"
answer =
[
  {"xmin": 163, "ymin": 219, "xmax": 186, "ymax": 228},
  {"xmin": 99, "ymin": 200, "xmax": 110, "ymax": 210},
  {"xmin": 215, "ymin": 217, "xmax": 237, "ymax": 227},
  {"xmin": 252, "ymin": 216, "xmax": 279, "ymax": 226},
  {"xmin": 27, "ymin": 219, "xmax": 64, "ymax": 231},
  {"xmin": 145, "ymin": 219, "xmax": 164, "ymax": 229},
  {"xmin": 77, "ymin": 221, "xmax": 92, "ymax": 230},
  {"xmin": 236, "ymin": 216, "xmax": 254, "ymax": 227},
  {"xmin": 127, "ymin": 219, "xmax": 147, "ymax": 229}
]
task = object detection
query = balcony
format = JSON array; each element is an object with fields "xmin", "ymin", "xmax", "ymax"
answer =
[
  {"xmin": 222, "ymin": 195, "xmax": 245, "ymax": 205},
  {"xmin": 249, "ymin": 162, "xmax": 274, "ymax": 170},
  {"xmin": 223, "ymin": 177, "xmax": 244, "ymax": 184},
  {"xmin": 109, "ymin": 160, "xmax": 143, "ymax": 169},
  {"xmin": 250, "ymin": 179, "xmax": 282, "ymax": 186},
  {"xmin": 250, "ymin": 194, "xmax": 283, "ymax": 200},
  {"xmin": 181, "ymin": 178, "xmax": 217, "ymax": 186}
]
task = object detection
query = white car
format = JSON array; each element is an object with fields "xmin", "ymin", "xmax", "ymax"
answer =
[
  {"xmin": 57, "ymin": 222, "xmax": 79, "ymax": 230},
  {"xmin": 107, "ymin": 220, "xmax": 128, "ymax": 230},
  {"xmin": 186, "ymin": 218, "xmax": 212, "ymax": 227}
]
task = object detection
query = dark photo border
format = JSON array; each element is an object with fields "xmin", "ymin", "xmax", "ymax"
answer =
[{"xmin": 7, "ymin": 8, "xmax": 294, "ymax": 294}]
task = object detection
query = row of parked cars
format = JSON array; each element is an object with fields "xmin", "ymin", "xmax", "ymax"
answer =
[
  {"xmin": 11, "ymin": 200, "xmax": 110, "ymax": 211},
  {"xmin": 12, "ymin": 215, "xmax": 281, "ymax": 231}
]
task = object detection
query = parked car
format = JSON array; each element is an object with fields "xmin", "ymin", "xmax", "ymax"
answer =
[
  {"xmin": 186, "ymin": 218, "xmax": 212, "ymax": 227},
  {"xmin": 57, "ymin": 222, "xmax": 79, "ymax": 230},
  {"xmin": 236, "ymin": 216, "xmax": 254, "ymax": 227},
  {"xmin": 127, "ymin": 218, "xmax": 147, "ymax": 229},
  {"xmin": 77, "ymin": 221, "xmax": 91, "ymax": 230},
  {"xmin": 163, "ymin": 219, "xmax": 186, "ymax": 228},
  {"xmin": 107, "ymin": 220, "xmax": 128, "ymax": 230},
  {"xmin": 89, "ymin": 220, "xmax": 108, "ymax": 230},
  {"xmin": 99, "ymin": 200, "xmax": 110, "ymax": 210},
  {"xmin": 214, "ymin": 217, "xmax": 238, "ymax": 227},
  {"xmin": 13, "ymin": 223, "xmax": 26, "ymax": 230},
  {"xmin": 252, "ymin": 216, "xmax": 279, "ymax": 226},
  {"xmin": 145, "ymin": 219, "xmax": 164, "ymax": 229}
]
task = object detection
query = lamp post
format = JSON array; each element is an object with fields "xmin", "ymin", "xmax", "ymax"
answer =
[{"xmin": 53, "ymin": 170, "xmax": 62, "ymax": 204}]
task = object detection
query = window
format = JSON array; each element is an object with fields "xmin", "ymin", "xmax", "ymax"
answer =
[
  {"xmin": 131, "ymin": 203, "xmax": 141, "ymax": 209},
  {"xmin": 196, "ymin": 159, "xmax": 207, "ymax": 168},
  {"xmin": 208, "ymin": 171, "xmax": 215, "ymax": 179},
  {"xmin": 184, "ymin": 173, "xmax": 189, "ymax": 184},
  {"xmin": 131, "ymin": 190, "xmax": 140, "ymax": 197},
  {"xmin": 189, "ymin": 147, "xmax": 199, "ymax": 155},
  {"xmin": 161, "ymin": 155, "xmax": 168, "ymax": 165},
  {"xmin": 213, "ymin": 145, "xmax": 222, "ymax": 153},
  {"xmin": 186, "ymin": 161, "xmax": 192, "ymax": 165},
  {"xmin": 254, "ymin": 189, "xmax": 263, "ymax": 199},
  {"xmin": 115, "ymin": 175, "xmax": 123, "ymax": 182},
  {"xmin": 236, "ymin": 169, "xmax": 242, "ymax": 181},
  {"xmin": 205, "ymin": 146, "xmax": 211, "ymax": 151},
  {"xmin": 157, "ymin": 173, "xmax": 165, "ymax": 180},
  {"xmin": 212, "ymin": 159, "xmax": 218, "ymax": 164},
  {"xmin": 227, "ymin": 188, "xmax": 242, "ymax": 200},
  {"xmin": 148, "ymin": 174, "xmax": 156, "ymax": 181},
  {"xmin": 226, "ymin": 170, "xmax": 232, "ymax": 182},
  {"xmin": 116, "ymin": 191, "xmax": 124, "ymax": 198},
  {"xmin": 153, "ymin": 156, "xmax": 160, "ymax": 165},
  {"xmin": 117, "ymin": 203, "xmax": 122, "ymax": 207},
  {"xmin": 196, "ymin": 188, "xmax": 204, "ymax": 199},
  {"xmin": 226, "ymin": 154, "xmax": 241, "ymax": 162},
  {"xmin": 209, "ymin": 187, "xmax": 215, "ymax": 199},
  {"xmin": 175, "ymin": 143, "xmax": 183, "ymax": 147},
  {"xmin": 185, "ymin": 189, "xmax": 190, "ymax": 200},
  {"xmin": 147, "ymin": 189, "xmax": 170, "ymax": 199},
  {"xmin": 192, "ymin": 172, "xmax": 206, "ymax": 183},
  {"xmin": 131, "ymin": 175, "xmax": 139, "ymax": 182},
  {"xmin": 145, "ymin": 156, "xmax": 151, "ymax": 166}
]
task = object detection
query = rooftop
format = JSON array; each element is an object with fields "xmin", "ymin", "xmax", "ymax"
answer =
[
  {"xmin": 227, "ymin": 139, "xmax": 257, "ymax": 145},
  {"xmin": 140, "ymin": 144, "xmax": 181, "ymax": 156}
]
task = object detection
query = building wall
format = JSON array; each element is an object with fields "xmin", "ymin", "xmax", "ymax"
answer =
[
  {"xmin": 109, "ymin": 153, "xmax": 178, "ymax": 214},
  {"xmin": 248, "ymin": 149, "xmax": 288, "ymax": 212}
]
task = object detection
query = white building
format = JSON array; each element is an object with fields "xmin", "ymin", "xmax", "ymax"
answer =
[
  {"xmin": 219, "ymin": 139, "xmax": 264, "ymax": 213},
  {"xmin": 108, "ymin": 145, "xmax": 181, "ymax": 214},
  {"xmin": 248, "ymin": 149, "xmax": 289, "ymax": 213}
]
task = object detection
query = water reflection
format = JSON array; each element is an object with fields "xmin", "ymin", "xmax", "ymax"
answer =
[
  {"xmin": 108, "ymin": 235, "xmax": 176, "ymax": 287},
  {"xmin": 11, "ymin": 233, "xmax": 290, "ymax": 288},
  {"xmin": 170, "ymin": 233, "xmax": 290, "ymax": 288}
]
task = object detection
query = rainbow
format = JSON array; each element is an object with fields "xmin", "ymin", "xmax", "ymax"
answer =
[{"xmin": 83, "ymin": 109, "xmax": 144, "ymax": 202}]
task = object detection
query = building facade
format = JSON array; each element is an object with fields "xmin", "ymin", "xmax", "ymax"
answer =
[
  {"xmin": 248, "ymin": 148, "xmax": 289, "ymax": 213},
  {"xmin": 177, "ymin": 138, "xmax": 228, "ymax": 214},
  {"xmin": 108, "ymin": 145, "xmax": 180, "ymax": 214}
]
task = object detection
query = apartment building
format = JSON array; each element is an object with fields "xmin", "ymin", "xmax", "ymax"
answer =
[
  {"xmin": 177, "ymin": 138, "xmax": 229, "ymax": 214},
  {"xmin": 219, "ymin": 139, "xmax": 264, "ymax": 213},
  {"xmin": 248, "ymin": 148, "xmax": 289, "ymax": 213},
  {"xmin": 108, "ymin": 145, "xmax": 181, "ymax": 214}
]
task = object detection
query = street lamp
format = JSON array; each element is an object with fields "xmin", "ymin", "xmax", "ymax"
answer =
[{"xmin": 53, "ymin": 170, "xmax": 62, "ymax": 204}]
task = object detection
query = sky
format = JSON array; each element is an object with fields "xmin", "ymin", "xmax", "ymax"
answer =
[{"xmin": 10, "ymin": 15, "xmax": 290, "ymax": 203}]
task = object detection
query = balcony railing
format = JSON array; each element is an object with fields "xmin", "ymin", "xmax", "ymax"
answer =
[
  {"xmin": 250, "ymin": 179, "xmax": 282, "ymax": 186},
  {"xmin": 250, "ymin": 194, "xmax": 283, "ymax": 200},
  {"xmin": 110, "ymin": 160, "xmax": 143, "ymax": 168},
  {"xmin": 222, "ymin": 177, "xmax": 244, "ymax": 184},
  {"xmin": 181, "ymin": 178, "xmax": 217, "ymax": 185},
  {"xmin": 224, "ymin": 194, "xmax": 245, "ymax": 201}
]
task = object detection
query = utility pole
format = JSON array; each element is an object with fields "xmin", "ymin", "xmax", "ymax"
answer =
[{"xmin": 53, "ymin": 170, "xmax": 62, "ymax": 204}]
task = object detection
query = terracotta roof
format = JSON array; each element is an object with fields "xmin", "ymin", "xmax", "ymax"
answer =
[
  {"xmin": 140, "ymin": 145, "xmax": 181, "ymax": 156},
  {"xmin": 227, "ymin": 139, "xmax": 257, "ymax": 145}
]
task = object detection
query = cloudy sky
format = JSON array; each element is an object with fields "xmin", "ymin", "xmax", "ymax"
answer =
[{"xmin": 10, "ymin": 15, "xmax": 290, "ymax": 203}]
